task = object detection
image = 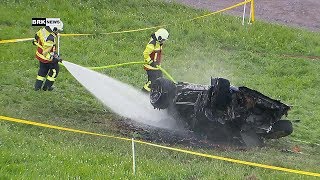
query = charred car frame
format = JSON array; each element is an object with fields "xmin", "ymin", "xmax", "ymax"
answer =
[{"xmin": 150, "ymin": 77, "xmax": 293, "ymax": 147}]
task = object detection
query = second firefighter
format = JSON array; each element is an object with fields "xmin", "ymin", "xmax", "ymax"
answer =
[{"xmin": 142, "ymin": 28, "xmax": 169, "ymax": 92}]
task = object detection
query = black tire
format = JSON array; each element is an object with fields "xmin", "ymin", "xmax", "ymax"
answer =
[
  {"xmin": 267, "ymin": 120, "xmax": 293, "ymax": 139},
  {"xmin": 150, "ymin": 77, "xmax": 176, "ymax": 109}
]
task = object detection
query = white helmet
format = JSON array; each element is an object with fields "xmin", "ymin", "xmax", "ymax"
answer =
[
  {"xmin": 155, "ymin": 28, "xmax": 169, "ymax": 42},
  {"xmin": 49, "ymin": 20, "xmax": 63, "ymax": 32}
]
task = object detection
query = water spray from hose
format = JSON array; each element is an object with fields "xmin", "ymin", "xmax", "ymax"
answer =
[{"xmin": 63, "ymin": 61, "xmax": 179, "ymax": 129}]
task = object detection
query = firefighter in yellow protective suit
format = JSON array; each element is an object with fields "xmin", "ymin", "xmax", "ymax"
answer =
[
  {"xmin": 33, "ymin": 21, "xmax": 63, "ymax": 91},
  {"xmin": 142, "ymin": 28, "xmax": 169, "ymax": 92}
]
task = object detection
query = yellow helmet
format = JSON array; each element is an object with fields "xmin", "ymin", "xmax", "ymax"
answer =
[{"xmin": 155, "ymin": 28, "xmax": 169, "ymax": 42}]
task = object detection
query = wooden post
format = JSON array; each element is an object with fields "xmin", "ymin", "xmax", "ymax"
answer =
[{"xmin": 250, "ymin": 0, "xmax": 255, "ymax": 23}]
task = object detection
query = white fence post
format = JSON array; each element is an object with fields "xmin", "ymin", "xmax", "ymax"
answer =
[
  {"xmin": 242, "ymin": 0, "xmax": 247, "ymax": 25},
  {"xmin": 132, "ymin": 138, "xmax": 136, "ymax": 175},
  {"xmin": 57, "ymin": 34, "xmax": 60, "ymax": 55}
]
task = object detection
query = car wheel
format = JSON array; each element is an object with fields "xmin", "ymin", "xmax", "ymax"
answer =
[
  {"xmin": 267, "ymin": 120, "xmax": 293, "ymax": 139},
  {"xmin": 150, "ymin": 77, "xmax": 176, "ymax": 109}
]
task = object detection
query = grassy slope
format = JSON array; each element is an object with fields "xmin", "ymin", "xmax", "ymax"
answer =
[{"xmin": 1, "ymin": 0, "xmax": 320, "ymax": 179}]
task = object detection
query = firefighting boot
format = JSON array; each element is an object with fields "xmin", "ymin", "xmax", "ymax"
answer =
[
  {"xmin": 142, "ymin": 81, "xmax": 151, "ymax": 93},
  {"xmin": 42, "ymin": 80, "xmax": 55, "ymax": 91},
  {"xmin": 34, "ymin": 80, "xmax": 44, "ymax": 91}
]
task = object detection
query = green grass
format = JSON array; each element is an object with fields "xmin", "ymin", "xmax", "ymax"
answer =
[{"xmin": 1, "ymin": 0, "xmax": 320, "ymax": 179}]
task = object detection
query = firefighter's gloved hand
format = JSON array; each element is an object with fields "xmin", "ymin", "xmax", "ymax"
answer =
[
  {"xmin": 32, "ymin": 40, "xmax": 37, "ymax": 46},
  {"xmin": 33, "ymin": 34, "xmax": 39, "ymax": 46},
  {"xmin": 149, "ymin": 61, "xmax": 157, "ymax": 67},
  {"xmin": 52, "ymin": 52, "xmax": 62, "ymax": 63},
  {"xmin": 146, "ymin": 59, "xmax": 153, "ymax": 65}
]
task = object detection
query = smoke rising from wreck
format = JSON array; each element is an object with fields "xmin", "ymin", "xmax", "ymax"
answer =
[{"xmin": 63, "ymin": 61, "xmax": 179, "ymax": 129}]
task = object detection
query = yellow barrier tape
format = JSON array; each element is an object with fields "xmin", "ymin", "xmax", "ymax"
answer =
[
  {"xmin": 0, "ymin": 115, "xmax": 319, "ymax": 177},
  {"xmin": 100, "ymin": 26, "xmax": 166, "ymax": 35},
  {"xmin": 0, "ymin": 0, "xmax": 252, "ymax": 44},
  {"xmin": 185, "ymin": 0, "xmax": 251, "ymax": 22}
]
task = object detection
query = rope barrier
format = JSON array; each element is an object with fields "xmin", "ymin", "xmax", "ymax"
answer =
[
  {"xmin": 1, "ymin": 2, "xmax": 317, "ymax": 177},
  {"xmin": 0, "ymin": 115, "xmax": 319, "ymax": 177},
  {"xmin": 0, "ymin": 0, "xmax": 253, "ymax": 44}
]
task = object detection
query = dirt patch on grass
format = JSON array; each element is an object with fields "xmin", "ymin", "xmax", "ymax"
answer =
[{"xmin": 113, "ymin": 118, "xmax": 246, "ymax": 150}]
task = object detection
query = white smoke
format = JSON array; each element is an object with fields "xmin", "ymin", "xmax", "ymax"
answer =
[{"xmin": 63, "ymin": 61, "xmax": 179, "ymax": 129}]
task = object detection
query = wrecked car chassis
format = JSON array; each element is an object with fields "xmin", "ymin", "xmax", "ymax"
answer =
[{"xmin": 150, "ymin": 77, "xmax": 293, "ymax": 147}]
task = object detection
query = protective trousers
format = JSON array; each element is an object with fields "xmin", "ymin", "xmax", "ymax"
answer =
[
  {"xmin": 143, "ymin": 70, "xmax": 163, "ymax": 92},
  {"xmin": 34, "ymin": 61, "xmax": 59, "ymax": 91}
]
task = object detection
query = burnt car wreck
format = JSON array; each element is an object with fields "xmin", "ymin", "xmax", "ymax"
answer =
[{"xmin": 150, "ymin": 77, "xmax": 293, "ymax": 147}]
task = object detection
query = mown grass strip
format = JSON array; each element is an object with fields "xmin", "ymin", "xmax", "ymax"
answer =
[{"xmin": 1, "ymin": 115, "xmax": 319, "ymax": 177}]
